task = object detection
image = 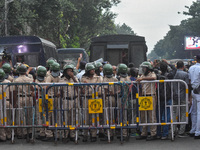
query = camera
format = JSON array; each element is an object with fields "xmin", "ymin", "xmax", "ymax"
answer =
[{"xmin": 2, "ymin": 47, "xmax": 11, "ymax": 62}]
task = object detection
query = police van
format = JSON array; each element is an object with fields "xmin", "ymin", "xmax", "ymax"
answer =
[{"xmin": 0, "ymin": 36, "xmax": 57, "ymax": 67}]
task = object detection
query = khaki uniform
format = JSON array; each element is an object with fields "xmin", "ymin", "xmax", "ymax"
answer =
[
  {"xmin": 35, "ymin": 78, "xmax": 46, "ymax": 137},
  {"xmin": 59, "ymin": 77, "xmax": 77, "ymax": 138},
  {"xmin": 103, "ymin": 76, "xmax": 118, "ymax": 136},
  {"xmin": 46, "ymin": 71, "xmax": 51, "ymax": 77},
  {"xmin": 140, "ymin": 72, "xmax": 157, "ymax": 137},
  {"xmin": 46, "ymin": 74, "xmax": 60, "ymax": 96},
  {"xmin": 13, "ymin": 75, "xmax": 33, "ymax": 136},
  {"xmin": 7, "ymin": 75, "xmax": 14, "ymax": 82},
  {"xmin": 45, "ymin": 74, "xmax": 60, "ymax": 138},
  {"xmin": 0, "ymin": 79, "xmax": 12, "ymax": 140},
  {"xmin": 81, "ymin": 75, "xmax": 102, "ymax": 138},
  {"xmin": 119, "ymin": 76, "xmax": 131, "ymax": 137}
]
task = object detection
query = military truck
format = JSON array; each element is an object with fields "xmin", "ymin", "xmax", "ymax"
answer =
[{"xmin": 89, "ymin": 34, "xmax": 147, "ymax": 67}]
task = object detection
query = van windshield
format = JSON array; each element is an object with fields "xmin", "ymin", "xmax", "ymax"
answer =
[{"xmin": 58, "ymin": 53, "xmax": 80, "ymax": 66}]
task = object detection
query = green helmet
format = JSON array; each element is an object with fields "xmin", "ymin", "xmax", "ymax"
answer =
[
  {"xmin": 37, "ymin": 66, "xmax": 47, "ymax": 77},
  {"xmin": 50, "ymin": 62, "xmax": 60, "ymax": 77},
  {"xmin": 117, "ymin": 63, "xmax": 128, "ymax": 74},
  {"xmin": 17, "ymin": 64, "xmax": 27, "ymax": 74},
  {"xmin": 94, "ymin": 62, "xmax": 103, "ymax": 70},
  {"xmin": 50, "ymin": 62, "xmax": 60, "ymax": 71},
  {"xmin": 46, "ymin": 59, "xmax": 55, "ymax": 68},
  {"xmin": 0, "ymin": 69, "xmax": 5, "ymax": 82},
  {"xmin": 103, "ymin": 64, "xmax": 113, "ymax": 77},
  {"xmin": 2, "ymin": 63, "xmax": 11, "ymax": 73},
  {"xmin": 63, "ymin": 64, "xmax": 74, "ymax": 71},
  {"xmin": 140, "ymin": 61, "xmax": 153, "ymax": 70},
  {"xmin": 85, "ymin": 63, "xmax": 95, "ymax": 72}
]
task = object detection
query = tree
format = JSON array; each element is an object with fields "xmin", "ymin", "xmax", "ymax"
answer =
[
  {"xmin": 115, "ymin": 23, "xmax": 136, "ymax": 35},
  {"xmin": 151, "ymin": 1, "xmax": 200, "ymax": 59},
  {"xmin": 0, "ymin": 0, "xmax": 121, "ymax": 50}
]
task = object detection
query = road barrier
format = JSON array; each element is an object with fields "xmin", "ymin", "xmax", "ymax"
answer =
[{"xmin": 0, "ymin": 80, "xmax": 188, "ymax": 143}]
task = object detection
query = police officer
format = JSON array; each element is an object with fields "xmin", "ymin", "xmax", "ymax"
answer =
[
  {"xmin": 0, "ymin": 69, "xmax": 12, "ymax": 141},
  {"xmin": 101, "ymin": 64, "xmax": 118, "ymax": 141},
  {"xmin": 117, "ymin": 63, "xmax": 131, "ymax": 140},
  {"xmin": 136, "ymin": 61, "xmax": 157, "ymax": 141},
  {"xmin": 117, "ymin": 63, "xmax": 130, "ymax": 82},
  {"xmin": 46, "ymin": 58, "xmax": 56, "ymax": 77},
  {"xmin": 13, "ymin": 64, "xmax": 34, "ymax": 139},
  {"xmin": 46, "ymin": 62, "xmax": 60, "ymax": 83},
  {"xmin": 81, "ymin": 63, "xmax": 102, "ymax": 142},
  {"xmin": 60, "ymin": 64, "xmax": 78, "ymax": 142},
  {"xmin": 94, "ymin": 62, "xmax": 103, "ymax": 77},
  {"xmin": 35, "ymin": 66, "xmax": 47, "ymax": 140},
  {"xmin": 2, "ymin": 63, "xmax": 14, "ymax": 82},
  {"xmin": 42, "ymin": 62, "xmax": 60, "ymax": 141}
]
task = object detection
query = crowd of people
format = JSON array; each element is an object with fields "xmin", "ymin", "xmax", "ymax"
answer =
[{"xmin": 0, "ymin": 53, "xmax": 199, "ymax": 143}]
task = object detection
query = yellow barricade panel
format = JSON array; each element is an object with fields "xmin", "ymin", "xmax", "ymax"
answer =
[
  {"xmin": 88, "ymin": 99, "xmax": 103, "ymax": 114},
  {"xmin": 139, "ymin": 96, "xmax": 153, "ymax": 111}
]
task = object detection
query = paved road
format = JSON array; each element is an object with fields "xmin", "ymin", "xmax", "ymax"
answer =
[{"xmin": 0, "ymin": 136, "xmax": 199, "ymax": 150}]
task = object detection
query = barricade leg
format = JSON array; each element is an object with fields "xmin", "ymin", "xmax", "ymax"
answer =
[
  {"xmin": 5, "ymin": 101, "xmax": 12, "ymax": 140},
  {"xmin": 11, "ymin": 108, "xmax": 15, "ymax": 143},
  {"xmin": 178, "ymin": 106, "xmax": 186, "ymax": 135},
  {"xmin": 170, "ymin": 106, "xmax": 174, "ymax": 141}
]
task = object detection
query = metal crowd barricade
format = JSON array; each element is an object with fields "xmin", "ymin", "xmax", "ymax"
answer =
[
  {"xmin": 133, "ymin": 79, "xmax": 188, "ymax": 141},
  {"xmin": 43, "ymin": 79, "xmax": 188, "ymax": 143},
  {"xmin": 0, "ymin": 79, "xmax": 189, "ymax": 144},
  {"xmin": 0, "ymin": 82, "xmax": 45, "ymax": 143},
  {"xmin": 43, "ymin": 82, "xmax": 138, "ymax": 143}
]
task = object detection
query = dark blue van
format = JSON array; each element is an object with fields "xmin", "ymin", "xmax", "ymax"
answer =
[{"xmin": 0, "ymin": 36, "xmax": 57, "ymax": 67}]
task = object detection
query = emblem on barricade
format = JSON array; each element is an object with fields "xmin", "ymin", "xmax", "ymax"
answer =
[
  {"xmin": 88, "ymin": 99, "xmax": 103, "ymax": 114},
  {"xmin": 39, "ymin": 98, "xmax": 53, "ymax": 112},
  {"xmin": 139, "ymin": 96, "xmax": 153, "ymax": 111}
]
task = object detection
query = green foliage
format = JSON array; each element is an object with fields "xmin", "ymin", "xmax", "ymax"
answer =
[
  {"xmin": 0, "ymin": 0, "xmax": 137, "ymax": 53},
  {"xmin": 151, "ymin": 1, "xmax": 200, "ymax": 59},
  {"xmin": 115, "ymin": 23, "xmax": 136, "ymax": 35}
]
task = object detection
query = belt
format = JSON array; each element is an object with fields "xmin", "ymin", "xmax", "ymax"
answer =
[
  {"xmin": 143, "ymin": 94, "xmax": 155, "ymax": 96},
  {"xmin": 18, "ymin": 95, "xmax": 32, "ymax": 97},
  {"xmin": 48, "ymin": 96, "xmax": 58, "ymax": 98}
]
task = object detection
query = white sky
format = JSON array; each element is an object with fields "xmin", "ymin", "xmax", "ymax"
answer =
[{"xmin": 111, "ymin": 0, "xmax": 195, "ymax": 54}]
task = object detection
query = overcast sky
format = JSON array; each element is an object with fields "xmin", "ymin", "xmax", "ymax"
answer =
[{"xmin": 111, "ymin": 0, "xmax": 194, "ymax": 54}]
